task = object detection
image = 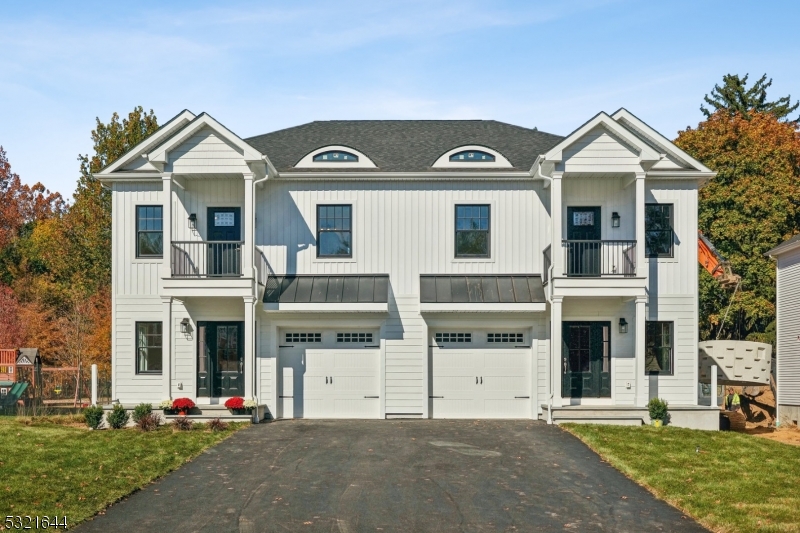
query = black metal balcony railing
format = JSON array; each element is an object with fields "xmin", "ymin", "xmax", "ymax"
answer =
[
  {"xmin": 171, "ymin": 241, "xmax": 243, "ymax": 277},
  {"xmin": 562, "ymin": 240, "xmax": 636, "ymax": 277},
  {"xmin": 542, "ymin": 245, "xmax": 552, "ymax": 284}
]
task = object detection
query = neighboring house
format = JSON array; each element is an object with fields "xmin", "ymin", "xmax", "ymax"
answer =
[
  {"xmin": 768, "ymin": 235, "xmax": 800, "ymax": 426},
  {"xmin": 96, "ymin": 108, "xmax": 719, "ymax": 428}
]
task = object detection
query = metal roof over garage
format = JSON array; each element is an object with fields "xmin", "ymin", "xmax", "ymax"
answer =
[
  {"xmin": 264, "ymin": 275, "xmax": 390, "ymax": 304},
  {"xmin": 420, "ymin": 275, "xmax": 546, "ymax": 304}
]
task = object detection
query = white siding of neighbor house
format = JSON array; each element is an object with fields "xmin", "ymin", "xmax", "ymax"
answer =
[{"xmin": 777, "ymin": 247, "xmax": 800, "ymax": 406}]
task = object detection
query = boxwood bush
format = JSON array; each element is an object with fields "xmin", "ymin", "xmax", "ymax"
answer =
[
  {"xmin": 107, "ymin": 404, "xmax": 130, "ymax": 429},
  {"xmin": 132, "ymin": 403, "xmax": 153, "ymax": 423},
  {"xmin": 84, "ymin": 405, "xmax": 105, "ymax": 430}
]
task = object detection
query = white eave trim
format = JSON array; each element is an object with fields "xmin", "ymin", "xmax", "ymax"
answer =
[
  {"xmin": 264, "ymin": 302, "xmax": 389, "ymax": 313},
  {"xmin": 420, "ymin": 303, "xmax": 547, "ymax": 313},
  {"xmin": 274, "ymin": 171, "xmax": 532, "ymax": 180},
  {"xmin": 767, "ymin": 238, "xmax": 800, "ymax": 258}
]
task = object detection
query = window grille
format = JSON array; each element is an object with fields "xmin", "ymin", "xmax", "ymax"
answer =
[
  {"xmin": 435, "ymin": 332, "xmax": 472, "ymax": 343},
  {"xmin": 337, "ymin": 332, "xmax": 374, "ymax": 343},
  {"xmin": 487, "ymin": 333, "xmax": 524, "ymax": 343},
  {"xmin": 285, "ymin": 333, "xmax": 322, "ymax": 343}
]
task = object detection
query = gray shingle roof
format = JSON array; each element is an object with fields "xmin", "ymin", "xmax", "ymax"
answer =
[{"xmin": 245, "ymin": 120, "xmax": 563, "ymax": 173}]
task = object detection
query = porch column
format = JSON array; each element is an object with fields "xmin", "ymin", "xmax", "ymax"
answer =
[
  {"xmin": 635, "ymin": 296, "xmax": 648, "ymax": 406},
  {"xmin": 244, "ymin": 296, "xmax": 256, "ymax": 400},
  {"xmin": 551, "ymin": 296, "xmax": 564, "ymax": 408},
  {"xmin": 161, "ymin": 173, "xmax": 173, "ymax": 279},
  {"xmin": 551, "ymin": 172, "xmax": 564, "ymax": 277},
  {"xmin": 634, "ymin": 172, "xmax": 646, "ymax": 277},
  {"xmin": 161, "ymin": 296, "xmax": 172, "ymax": 399},
  {"xmin": 242, "ymin": 173, "xmax": 255, "ymax": 279}
]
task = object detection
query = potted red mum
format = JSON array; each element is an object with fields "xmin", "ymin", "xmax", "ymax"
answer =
[
  {"xmin": 172, "ymin": 397, "xmax": 196, "ymax": 416},
  {"xmin": 224, "ymin": 396, "xmax": 246, "ymax": 415}
]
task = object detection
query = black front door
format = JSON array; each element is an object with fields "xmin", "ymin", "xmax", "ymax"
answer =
[
  {"xmin": 197, "ymin": 321, "xmax": 244, "ymax": 397},
  {"xmin": 207, "ymin": 207, "xmax": 241, "ymax": 276},
  {"xmin": 566, "ymin": 206, "xmax": 601, "ymax": 276},
  {"xmin": 562, "ymin": 321, "xmax": 611, "ymax": 398}
]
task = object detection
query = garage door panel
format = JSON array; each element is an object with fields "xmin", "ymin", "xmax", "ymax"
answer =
[
  {"xmin": 483, "ymin": 399, "xmax": 529, "ymax": 418},
  {"xmin": 434, "ymin": 376, "xmax": 478, "ymax": 393},
  {"xmin": 432, "ymin": 398, "xmax": 479, "ymax": 419},
  {"xmin": 333, "ymin": 399, "xmax": 379, "ymax": 418},
  {"xmin": 484, "ymin": 352, "xmax": 528, "ymax": 368},
  {"xmin": 484, "ymin": 375, "xmax": 528, "ymax": 393}
]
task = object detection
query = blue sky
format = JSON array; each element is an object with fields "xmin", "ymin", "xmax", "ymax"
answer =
[{"xmin": 1, "ymin": 0, "xmax": 799, "ymax": 198}]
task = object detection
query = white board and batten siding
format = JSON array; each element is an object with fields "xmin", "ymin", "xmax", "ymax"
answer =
[
  {"xmin": 777, "ymin": 247, "xmax": 800, "ymax": 409},
  {"xmin": 168, "ymin": 127, "xmax": 250, "ymax": 176}
]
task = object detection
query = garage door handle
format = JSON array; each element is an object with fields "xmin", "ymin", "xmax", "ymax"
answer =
[
  {"xmin": 279, "ymin": 345, "xmax": 294, "ymax": 348},
  {"xmin": 279, "ymin": 395, "xmax": 293, "ymax": 398},
  {"xmin": 430, "ymin": 396, "xmax": 444, "ymax": 399},
  {"xmin": 515, "ymin": 396, "xmax": 530, "ymax": 399},
  {"xmin": 476, "ymin": 377, "xmax": 478, "ymax": 384},
  {"xmin": 364, "ymin": 396, "xmax": 379, "ymax": 399},
  {"xmin": 326, "ymin": 377, "xmax": 328, "ymax": 384},
  {"xmin": 480, "ymin": 377, "xmax": 483, "ymax": 384}
]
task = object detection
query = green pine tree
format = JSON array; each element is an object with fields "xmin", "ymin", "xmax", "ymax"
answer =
[{"xmin": 701, "ymin": 73, "xmax": 799, "ymax": 121}]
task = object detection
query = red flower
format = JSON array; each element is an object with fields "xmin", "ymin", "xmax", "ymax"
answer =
[
  {"xmin": 172, "ymin": 398, "xmax": 196, "ymax": 410},
  {"xmin": 224, "ymin": 397, "xmax": 244, "ymax": 409}
]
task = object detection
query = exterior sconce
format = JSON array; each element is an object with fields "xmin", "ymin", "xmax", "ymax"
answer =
[
  {"xmin": 611, "ymin": 212, "xmax": 621, "ymax": 228},
  {"xmin": 180, "ymin": 318, "xmax": 192, "ymax": 334},
  {"xmin": 188, "ymin": 213, "xmax": 197, "ymax": 230},
  {"xmin": 619, "ymin": 318, "xmax": 628, "ymax": 334}
]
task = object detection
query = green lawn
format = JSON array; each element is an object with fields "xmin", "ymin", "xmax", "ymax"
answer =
[
  {"xmin": 0, "ymin": 416, "xmax": 245, "ymax": 529},
  {"xmin": 563, "ymin": 424, "xmax": 800, "ymax": 533}
]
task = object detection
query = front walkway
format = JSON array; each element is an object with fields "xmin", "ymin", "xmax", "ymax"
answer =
[{"xmin": 77, "ymin": 420, "xmax": 706, "ymax": 532}]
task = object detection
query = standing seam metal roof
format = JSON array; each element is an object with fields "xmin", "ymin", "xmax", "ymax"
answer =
[{"xmin": 244, "ymin": 120, "xmax": 563, "ymax": 173}]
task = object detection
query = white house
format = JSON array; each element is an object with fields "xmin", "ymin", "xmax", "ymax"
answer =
[
  {"xmin": 96, "ymin": 108, "xmax": 719, "ymax": 429},
  {"xmin": 768, "ymin": 235, "xmax": 800, "ymax": 426}
]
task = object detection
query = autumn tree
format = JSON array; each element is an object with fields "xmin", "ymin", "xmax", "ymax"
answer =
[
  {"xmin": 0, "ymin": 284, "xmax": 24, "ymax": 348},
  {"xmin": 701, "ymin": 73, "xmax": 799, "ymax": 121},
  {"xmin": 675, "ymin": 111, "xmax": 800, "ymax": 341}
]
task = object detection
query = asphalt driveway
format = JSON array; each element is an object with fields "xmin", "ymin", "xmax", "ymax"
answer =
[{"xmin": 78, "ymin": 420, "xmax": 706, "ymax": 532}]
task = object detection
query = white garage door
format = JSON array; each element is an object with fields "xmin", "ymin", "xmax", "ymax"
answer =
[
  {"xmin": 279, "ymin": 332, "xmax": 380, "ymax": 419},
  {"xmin": 431, "ymin": 332, "xmax": 532, "ymax": 418}
]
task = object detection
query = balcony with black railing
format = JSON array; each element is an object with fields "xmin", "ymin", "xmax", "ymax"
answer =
[
  {"xmin": 171, "ymin": 241, "xmax": 244, "ymax": 278},
  {"xmin": 561, "ymin": 240, "xmax": 637, "ymax": 277}
]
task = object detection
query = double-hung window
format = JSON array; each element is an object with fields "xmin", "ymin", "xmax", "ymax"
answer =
[
  {"xmin": 645, "ymin": 321, "xmax": 673, "ymax": 374},
  {"xmin": 317, "ymin": 205, "xmax": 352, "ymax": 257},
  {"xmin": 136, "ymin": 322, "xmax": 163, "ymax": 374},
  {"xmin": 455, "ymin": 204, "xmax": 490, "ymax": 257},
  {"xmin": 136, "ymin": 206, "xmax": 163, "ymax": 258},
  {"xmin": 645, "ymin": 204, "xmax": 673, "ymax": 257}
]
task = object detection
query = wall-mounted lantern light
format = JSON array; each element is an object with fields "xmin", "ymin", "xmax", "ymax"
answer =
[
  {"xmin": 188, "ymin": 213, "xmax": 197, "ymax": 230},
  {"xmin": 180, "ymin": 318, "xmax": 192, "ymax": 334},
  {"xmin": 611, "ymin": 212, "xmax": 621, "ymax": 228},
  {"xmin": 619, "ymin": 317, "xmax": 628, "ymax": 334}
]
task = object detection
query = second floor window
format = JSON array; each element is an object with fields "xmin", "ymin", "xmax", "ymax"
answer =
[
  {"xmin": 645, "ymin": 204, "xmax": 673, "ymax": 257},
  {"xmin": 455, "ymin": 204, "xmax": 490, "ymax": 257},
  {"xmin": 317, "ymin": 205, "xmax": 352, "ymax": 257},
  {"xmin": 136, "ymin": 205, "xmax": 163, "ymax": 258}
]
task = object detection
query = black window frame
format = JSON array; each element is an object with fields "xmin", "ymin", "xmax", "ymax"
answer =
[
  {"xmin": 449, "ymin": 150, "xmax": 496, "ymax": 163},
  {"xmin": 645, "ymin": 321, "xmax": 673, "ymax": 375},
  {"xmin": 316, "ymin": 204, "xmax": 353, "ymax": 258},
  {"xmin": 135, "ymin": 321, "xmax": 163, "ymax": 375},
  {"xmin": 645, "ymin": 203, "xmax": 674, "ymax": 258},
  {"xmin": 313, "ymin": 150, "xmax": 359, "ymax": 163},
  {"xmin": 136, "ymin": 205, "xmax": 164, "ymax": 258},
  {"xmin": 455, "ymin": 204, "xmax": 491, "ymax": 258}
]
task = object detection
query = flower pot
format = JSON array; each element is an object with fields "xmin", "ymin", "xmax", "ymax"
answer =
[
  {"xmin": 651, "ymin": 419, "xmax": 663, "ymax": 427},
  {"xmin": 230, "ymin": 408, "xmax": 246, "ymax": 415},
  {"xmin": 177, "ymin": 408, "xmax": 189, "ymax": 416}
]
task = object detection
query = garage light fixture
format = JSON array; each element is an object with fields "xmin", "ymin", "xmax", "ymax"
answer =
[
  {"xmin": 188, "ymin": 213, "xmax": 197, "ymax": 230},
  {"xmin": 180, "ymin": 318, "xmax": 192, "ymax": 335},
  {"xmin": 611, "ymin": 212, "xmax": 621, "ymax": 228},
  {"xmin": 618, "ymin": 317, "xmax": 628, "ymax": 334}
]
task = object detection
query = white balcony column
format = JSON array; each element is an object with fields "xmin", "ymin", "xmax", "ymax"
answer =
[
  {"xmin": 551, "ymin": 172, "xmax": 564, "ymax": 276},
  {"xmin": 242, "ymin": 173, "xmax": 255, "ymax": 279},
  {"xmin": 635, "ymin": 296, "xmax": 648, "ymax": 406},
  {"xmin": 551, "ymin": 296, "xmax": 564, "ymax": 408},
  {"xmin": 243, "ymin": 296, "xmax": 256, "ymax": 400},
  {"xmin": 161, "ymin": 173, "xmax": 173, "ymax": 279},
  {"xmin": 161, "ymin": 296, "xmax": 173, "ymax": 399},
  {"xmin": 634, "ymin": 172, "xmax": 646, "ymax": 276}
]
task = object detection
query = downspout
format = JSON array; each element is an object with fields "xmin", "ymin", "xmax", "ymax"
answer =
[{"xmin": 251, "ymin": 166, "xmax": 271, "ymax": 417}]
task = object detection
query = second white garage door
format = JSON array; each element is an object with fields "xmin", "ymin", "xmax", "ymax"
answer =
[
  {"xmin": 431, "ymin": 344, "xmax": 532, "ymax": 419},
  {"xmin": 279, "ymin": 347, "xmax": 380, "ymax": 419}
]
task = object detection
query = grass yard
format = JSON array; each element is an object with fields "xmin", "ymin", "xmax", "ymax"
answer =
[
  {"xmin": 0, "ymin": 416, "xmax": 245, "ymax": 529},
  {"xmin": 564, "ymin": 424, "xmax": 800, "ymax": 533}
]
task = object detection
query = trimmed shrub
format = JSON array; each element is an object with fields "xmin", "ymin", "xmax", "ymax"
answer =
[
  {"xmin": 107, "ymin": 404, "xmax": 130, "ymax": 429},
  {"xmin": 647, "ymin": 397, "xmax": 669, "ymax": 421},
  {"xmin": 132, "ymin": 403, "xmax": 153, "ymax": 423},
  {"xmin": 208, "ymin": 417, "xmax": 229, "ymax": 432},
  {"xmin": 172, "ymin": 417, "xmax": 193, "ymax": 431},
  {"xmin": 84, "ymin": 405, "xmax": 105, "ymax": 430},
  {"xmin": 136, "ymin": 412, "xmax": 160, "ymax": 432}
]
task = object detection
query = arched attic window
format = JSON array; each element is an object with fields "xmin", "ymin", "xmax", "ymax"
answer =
[
  {"xmin": 313, "ymin": 150, "xmax": 359, "ymax": 163},
  {"xmin": 449, "ymin": 150, "xmax": 495, "ymax": 163}
]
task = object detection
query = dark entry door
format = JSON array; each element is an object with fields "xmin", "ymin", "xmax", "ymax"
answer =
[
  {"xmin": 562, "ymin": 321, "xmax": 611, "ymax": 398},
  {"xmin": 566, "ymin": 206, "xmax": 601, "ymax": 276},
  {"xmin": 197, "ymin": 321, "xmax": 244, "ymax": 397},
  {"xmin": 207, "ymin": 207, "xmax": 241, "ymax": 276}
]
